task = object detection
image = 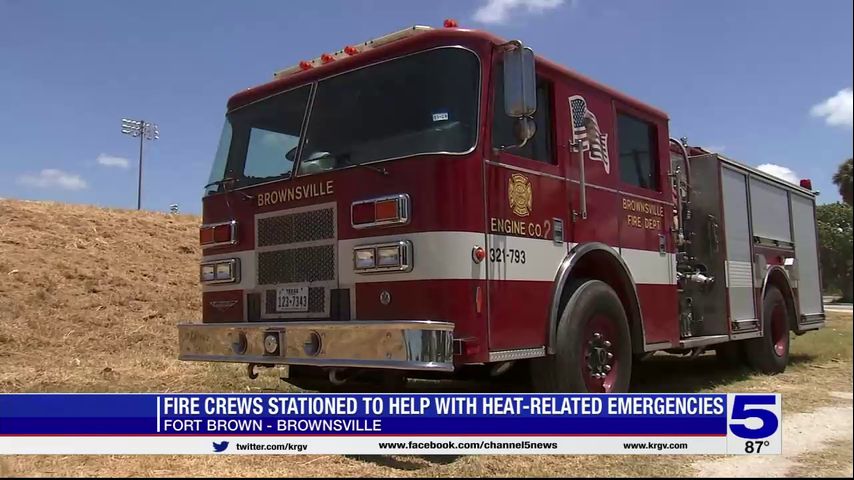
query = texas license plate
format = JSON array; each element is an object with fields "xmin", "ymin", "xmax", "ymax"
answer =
[{"xmin": 276, "ymin": 287, "xmax": 308, "ymax": 312}]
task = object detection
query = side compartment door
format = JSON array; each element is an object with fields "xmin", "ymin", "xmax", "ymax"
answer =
[
  {"xmin": 721, "ymin": 167, "xmax": 758, "ymax": 329},
  {"xmin": 790, "ymin": 193, "xmax": 824, "ymax": 324}
]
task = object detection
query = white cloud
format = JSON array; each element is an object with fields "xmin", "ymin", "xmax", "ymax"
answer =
[
  {"xmin": 96, "ymin": 154, "xmax": 131, "ymax": 169},
  {"xmin": 17, "ymin": 169, "xmax": 88, "ymax": 191},
  {"xmin": 810, "ymin": 88, "xmax": 853, "ymax": 129},
  {"xmin": 473, "ymin": 0, "xmax": 564, "ymax": 25},
  {"xmin": 757, "ymin": 163, "xmax": 799, "ymax": 184}
]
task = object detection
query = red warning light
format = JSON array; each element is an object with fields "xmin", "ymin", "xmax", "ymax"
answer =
[
  {"xmin": 344, "ymin": 45, "xmax": 359, "ymax": 56},
  {"xmin": 799, "ymin": 178, "xmax": 813, "ymax": 190},
  {"xmin": 320, "ymin": 53, "xmax": 335, "ymax": 64},
  {"xmin": 472, "ymin": 246, "xmax": 486, "ymax": 263},
  {"xmin": 298, "ymin": 61, "xmax": 313, "ymax": 71},
  {"xmin": 443, "ymin": 18, "xmax": 458, "ymax": 28}
]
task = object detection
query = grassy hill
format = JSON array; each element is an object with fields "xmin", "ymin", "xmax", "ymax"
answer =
[{"xmin": 0, "ymin": 199, "xmax": 278, "ymax": 393}]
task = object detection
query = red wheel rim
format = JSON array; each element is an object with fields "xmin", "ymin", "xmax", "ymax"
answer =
[
  {"xmin": 581, "ymin": 314, "xmax": 619, "ymax": 393},
  {"xmin": 770, "ymin": 304, "xmax": 787, "ymax": 357}
]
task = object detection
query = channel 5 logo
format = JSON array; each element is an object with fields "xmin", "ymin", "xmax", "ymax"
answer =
[{"xmin": 727, "ymin": 394, "xmax": 780, "ymax": 439}]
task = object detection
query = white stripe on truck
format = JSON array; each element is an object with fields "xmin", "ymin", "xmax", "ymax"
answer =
[{"xmin": 202, "ymin": 231, "xmax": 676, "ymax": 293}]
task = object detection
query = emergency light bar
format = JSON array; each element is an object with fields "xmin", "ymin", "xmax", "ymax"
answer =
[{"xmin": 273, "ymin": 25, "xmax": 434, "ymax": 80}]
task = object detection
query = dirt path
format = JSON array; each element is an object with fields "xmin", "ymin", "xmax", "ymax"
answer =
[{"xmin": 692, "ymin": 392, "xmax": 854, "ymax": 477}]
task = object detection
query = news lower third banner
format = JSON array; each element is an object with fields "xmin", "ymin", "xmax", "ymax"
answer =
[{"xmin": 0, "ymin": 394, "xmax": 781, "ymax": 455}]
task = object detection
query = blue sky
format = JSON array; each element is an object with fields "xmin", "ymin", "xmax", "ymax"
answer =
[{"xmin": 1, "ymin": 0, "xmax": 851, "ymax": 213}]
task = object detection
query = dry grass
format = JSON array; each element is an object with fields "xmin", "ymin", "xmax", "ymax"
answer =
[
  {"xmin": 789, "ymin": 438, "xmax": 854, "ymax": 478},
  {"xmin": 631, "ymin": 313, "xmax": 853, "ymax": 414},
  {"xmin": 0, "ymin": 199, "xmax": 282, "ymax": 394},
  {"xmin": 0, "ymin": 199, "xmax": 851, "ymax": 477}
]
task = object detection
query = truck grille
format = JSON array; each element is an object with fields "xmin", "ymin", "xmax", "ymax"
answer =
[
  {"xmin": 257, "ymin": 245, "xmax": 335, "ymax": 284},
  {"xmin": 255, "ymin": 204, "xmax": 337, "ymax": 319},
  {"xmin": 257, "ymin": 208, "xmax": 335, "ymax": 246}
]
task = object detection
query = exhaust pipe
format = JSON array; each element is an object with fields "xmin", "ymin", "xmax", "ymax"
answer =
[
  {"xmin": 329, "ymin": 368, "xmax": 350, "ymax": 386},
  {"xmin": 490, "ymin": 361, "xmax": 515, "ymax": 377},
  {"xmin": 247, "ymin": 363, "xmax": 274, "ymax": 379},
  {"xmin": 689, "ymin": 347, "xmax": 706, "ymax": 359}
]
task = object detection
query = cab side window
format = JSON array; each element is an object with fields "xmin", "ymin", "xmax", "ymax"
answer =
[
  {"xmin": 492, "ymin": 69, "xmax": 554, "ymax": 163},
  {"xmin": 617, "ymin": 113, "xmax": 659, "ymax": 190}
]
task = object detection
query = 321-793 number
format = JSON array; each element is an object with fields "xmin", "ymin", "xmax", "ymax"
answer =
[{"xmin": 489, "ymin": 248, "xmax": 526, "ymax": 264}]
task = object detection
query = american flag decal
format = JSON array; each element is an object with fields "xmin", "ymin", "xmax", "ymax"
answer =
[{"xmin": 569, "ymin": 95, "xmax": 610, "ymax": 174}]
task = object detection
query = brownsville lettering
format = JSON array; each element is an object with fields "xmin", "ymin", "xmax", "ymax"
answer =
[
  {"xmin": 621, "ymin": 198, "xmax": 664, "ymax": 217},
  {"xmin": 257, "ymin": 180, "xmax": 335, "ymax": 208}
]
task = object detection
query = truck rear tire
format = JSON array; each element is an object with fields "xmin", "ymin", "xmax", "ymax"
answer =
[
  {"xmin": 744, "ymin": 285, "xmax": 790, "ymax": 374},
  {"xmin": 531, "ymin": 280, "xmax": 632, "ymax": 393}
]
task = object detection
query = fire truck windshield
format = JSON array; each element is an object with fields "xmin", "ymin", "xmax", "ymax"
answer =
[
  {"xmin": 296, "ymin": 47, "xmax": 479, "ymax": 175},
  {"xmin": 205, "ymin": 47, "xmax": 479, "ymax": 195}
]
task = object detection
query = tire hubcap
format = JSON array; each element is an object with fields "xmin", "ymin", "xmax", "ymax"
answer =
[
  {"xmin": 770, "ymin": 304, "xmax": 787, "ymax": 357},
  {"xmin": 582, "ymin": 315, "xmax": 618, "ymax": 392}
]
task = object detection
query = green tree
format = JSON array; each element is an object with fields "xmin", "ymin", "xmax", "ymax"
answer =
[
  {"xmin": 832, "ymin": 158, "xmax": 853, "ymax": 206},
  {"xmin": 816, "ymin": 202, "xmax": 853, "ymax": 302}
]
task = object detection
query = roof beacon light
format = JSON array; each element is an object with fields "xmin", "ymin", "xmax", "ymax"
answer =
[
  {"xmin": 799, "ymin": 179, "xmax": 813, "ymax": 190},
  {"xmin": 443, "ymin": 18, "xmax": 458, "ymax": 28},
  {"xmin": 273, "ymin": 25, "xmax": 433, "ymax": 79}
]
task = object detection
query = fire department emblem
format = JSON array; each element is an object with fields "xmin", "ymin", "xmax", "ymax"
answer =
[{"xmin": 508, "ymin": 173, "xmax": 533, "ymax": 217}]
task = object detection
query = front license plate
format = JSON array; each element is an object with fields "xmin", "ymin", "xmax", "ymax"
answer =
[{"xmin": 276, "ymin": 286, "xmax": 308, "ymax": 312}]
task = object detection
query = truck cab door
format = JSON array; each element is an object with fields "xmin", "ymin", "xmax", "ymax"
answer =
[
  {"xmin": 484, "ymin": 58, "xmax": 568, "ymax": 352},
  {"xmin": 611, "ymin": 107, "xmax": 679, "ymax": 344}
]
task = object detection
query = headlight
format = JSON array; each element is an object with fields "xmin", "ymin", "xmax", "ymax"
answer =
[
  {"xmin": 200, "ymin": 264, "xmax": 216, "ymax": 282},
  {"xmin": 377, "ymin": 245, "xmax": 402, "ymax": 267},
  {"xmin": 353, "ymin": 241, "xmax": 412, "ymax": 273},
  {"xmin": 354, "ymin": 248, "xmax": 376, "ymax": 270},
  {"xmin": 215, "ymin": 262, "xmax": 233, "ymax": 281},
  {"xmin": 200, "ymin": 259, "xmax": 239, "ymax": 284}
]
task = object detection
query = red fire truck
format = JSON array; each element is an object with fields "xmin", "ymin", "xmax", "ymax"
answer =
[{"xmin": 178, "ymin": 21, "xmax": 826, "ymax": 393}]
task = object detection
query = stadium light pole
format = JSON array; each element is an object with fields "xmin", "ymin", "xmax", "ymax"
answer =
[{"xmin": 121, "ymin": 118, "xmax": 159, "ymax": 210}]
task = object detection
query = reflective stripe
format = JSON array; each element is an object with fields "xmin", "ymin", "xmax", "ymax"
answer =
[
  {"xmin": 621, "ymin": 248, "xmax": 677, "ymax": 285},
  {"xmin": 339, "ymin": 231, "xmax": 487, "ymax": 284},
  {"xmin": 204, "ymin": 232, "xmax": 676, "ymax": 290},
  {"xmin": 486, "ymin": 234, "xmax": 567, "ymax": 282}
]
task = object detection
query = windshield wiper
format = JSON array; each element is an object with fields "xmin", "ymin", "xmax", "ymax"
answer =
[
  {"xmin": 203, "ymin": 176, "xmax": 237, "ymax": 190},
  {"xmin": 357, "ymin": 163, "xmax": 390, "ymax": 176},
  {"xmin": 203, "ymin": 176, "xmax": 254, "ymax": 200},
  {"xmin": 336, "ymin": 152, "xmax": 389, "ymax": 176}
]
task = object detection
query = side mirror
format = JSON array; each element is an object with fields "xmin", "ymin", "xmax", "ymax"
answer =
[{"xmin": 502, "ymin": 42, "xmax": 536, "ymax": 118}]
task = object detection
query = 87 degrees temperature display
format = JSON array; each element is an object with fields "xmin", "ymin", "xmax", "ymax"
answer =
[{"xmin": 726, "ymin": 394, "xmax": 782, "ymax": 454}]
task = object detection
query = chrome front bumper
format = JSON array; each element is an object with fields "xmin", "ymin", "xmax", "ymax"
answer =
[{"xmin": 177, "ymin": 321, "xmax": 455, "ymax": 372}]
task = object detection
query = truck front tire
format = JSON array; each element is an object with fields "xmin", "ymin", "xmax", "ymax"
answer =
[{"xmin": 532, "ymin": 280, "xmax": 632, "ymax": 393}]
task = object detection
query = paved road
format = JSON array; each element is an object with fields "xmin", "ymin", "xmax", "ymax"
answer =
[{"xmin": 825, "ymin": 303, "xmax": 853, "ymax": 313}]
